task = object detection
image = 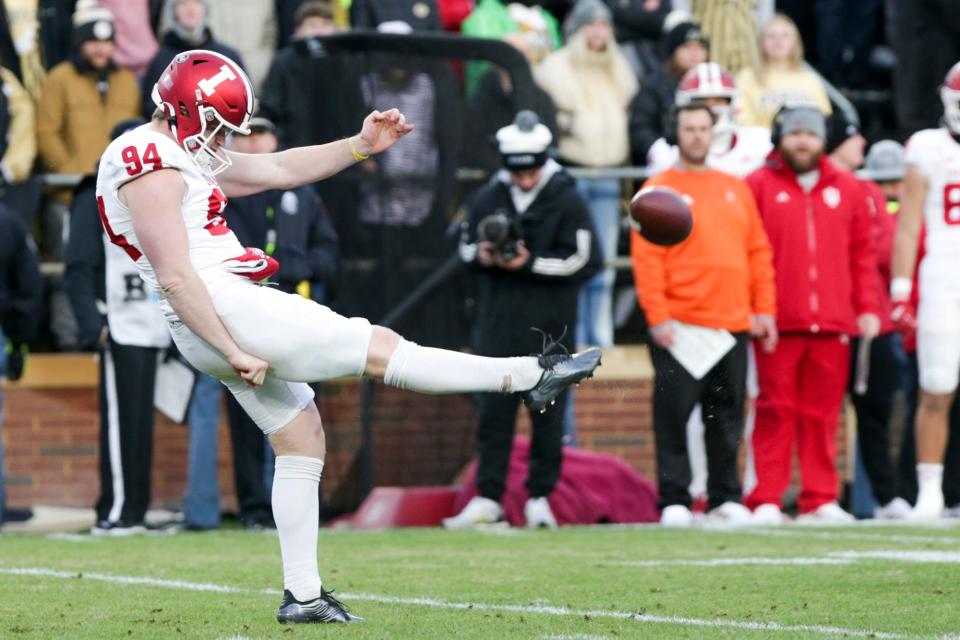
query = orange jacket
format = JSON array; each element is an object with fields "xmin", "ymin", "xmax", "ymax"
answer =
[{"xmin": 631, "ymin": 167, "xmax": 776, "ymax": 331}]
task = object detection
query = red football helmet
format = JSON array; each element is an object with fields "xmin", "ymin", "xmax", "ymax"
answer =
[
  {"xmin": 676, "ymin": 62, "xmax": 739, "ymax": 131},
  {"xmin": 941, "ymin": 61, "xmax": 960, "ymax": 135},
  {"xmin": 151, "ymin": 49, "xmax": 254, "ymax": 175}
]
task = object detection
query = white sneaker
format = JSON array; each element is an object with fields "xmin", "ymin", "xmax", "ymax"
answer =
[
  {"xmin": 943, "ymin": 503, "xmax": 960, "ymax": 519},
  {"xmin": 751, "ymin": 503, "xmax": 786, "ymax": 526},
  {"xmin": 524, "ymin": 497, "xmax": 558, "ymax": 529},
  {"xmin": 796, "ymin": 502, "xmax": 855, "ymax": 525},
  {"xmin": 873, "ymin": 497, "xmax": 912, "ymax": 520},
  {"xmin": 706, "ymin": 501, "xmax": 753, "ymax": 526},
  {"xmin": 442, "ymin": 496, "xmax": 506, "ymax": 529},
  {"xmin": 659, "ymin": 504, "xmax": 693, "ymax": 527},
  {"xmin": 907, "ymin": 486, "xmax": 944, "ymax": 522}
]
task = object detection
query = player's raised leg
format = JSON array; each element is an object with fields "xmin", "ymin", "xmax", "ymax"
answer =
[{"xmin": 364, "ymin": 325, "xmax": 601, "ymax": 411}]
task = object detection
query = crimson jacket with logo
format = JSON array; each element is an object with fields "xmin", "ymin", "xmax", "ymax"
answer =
[{"xmin": 746, "ymin": 153, "xmax": 879, "ymax": 335}]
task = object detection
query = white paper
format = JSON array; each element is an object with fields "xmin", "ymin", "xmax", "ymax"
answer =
[
  {"xmin": 154, "ymin": 355, "xmax": 196, "ymax": 423},
  {"xmin": 667, "ymin": 322, "xmax": 737, "ymax": 380}
]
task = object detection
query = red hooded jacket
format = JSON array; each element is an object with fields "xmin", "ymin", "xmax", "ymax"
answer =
[
  {"xmin": 746, "ymin": 153, "xmax": 879, "ymax": 335},
  {"xmin": 859, "ymin": 178, "xmax": 896, "ymax": 335}
]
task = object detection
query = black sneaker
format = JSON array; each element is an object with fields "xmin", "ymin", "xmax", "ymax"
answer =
[
  {"xmin": 523, "ymin": 347, "xmax": 602, "ymax": 413},
  {"xmin": 276, "ymin": 588, "xmax": 363, "ymax": 623}
]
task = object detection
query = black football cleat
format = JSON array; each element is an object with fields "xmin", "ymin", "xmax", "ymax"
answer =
[
  {"xmin": 276, "ymin": 588, "xmax": 364, "ymax": 624},
  {"xmin": 523, "ymin": 347, "xmax": 602, "ymax": 413}
]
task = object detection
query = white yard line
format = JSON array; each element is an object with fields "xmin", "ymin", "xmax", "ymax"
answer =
[
  {"xmin": 614, "ymin": 557, "xmax": 854, "ymax": 567},
  {"xmin": 613, "ymin": 549, "xmax": 960, "ymax": 568},
  {"xmin": 741, "ymin": 527, "xmax": 960, "ymax": 546},
  {"xmin": 0, "ymin": 566, "xmax": 914, "ymax": 639}
]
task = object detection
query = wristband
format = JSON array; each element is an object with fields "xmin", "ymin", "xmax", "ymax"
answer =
[
  {"xmin": 890, "ymin": 276, "xmax": 912, "ymax": 302},
  {"xmin": 347, "ymin": 137, "xmax": 370, "ymax": 162}
]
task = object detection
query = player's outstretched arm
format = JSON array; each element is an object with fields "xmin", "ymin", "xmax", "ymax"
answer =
[
  {"xmin": 121, "ymin": 169, "xmax": 269, "ymax": 387},
  {"xmin": 891, "ymin": 164, "xmax": 927, "ymax": 290},
  {"xmin": 218, "ymin": 108, "xmax": 415, "ymax": 198}
]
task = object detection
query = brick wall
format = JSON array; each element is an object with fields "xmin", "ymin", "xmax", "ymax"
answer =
[{"xmin": 2, "ymin": 351, "xmax": 851, "ymax": 513}]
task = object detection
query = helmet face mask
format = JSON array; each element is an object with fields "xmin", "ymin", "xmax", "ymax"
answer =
[
  {"xmin": 151, "ymin": 50, "xmax": 254, "ymax": 175},
  {"xmin": 941, "ymin": 86, "xmax": 960, "ymax": 136},
  {"xmin": 675, "ymin": 63, "xmax": 739, "ymax": 143}
]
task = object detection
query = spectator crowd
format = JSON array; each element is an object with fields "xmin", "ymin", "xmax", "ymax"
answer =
[{"xmin": 1, "ymin": 0, "xmax": 959, "ymax": 530}]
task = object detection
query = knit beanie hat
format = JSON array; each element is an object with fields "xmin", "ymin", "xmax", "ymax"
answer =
[
  {"xmin": 665, "ymin": 20, "xmax": 709, "ymax": 58},
  {"xmin": 562, "ymin": 0, "xmax": 612, "ymax": 39},
  {"xmin": 862, "ymin": 140, "xmax": 906, "ymax": 182},
  {"xmin": 497, "ymin": 110, "xmax": 553, "ymax": 170},
  {"xmin": 73, "ymin": 0, "xmax": 115, "ymax": 47},
  {"xmin": 826, "ymin": 108, "xmax": 862, "ymax": 154}
]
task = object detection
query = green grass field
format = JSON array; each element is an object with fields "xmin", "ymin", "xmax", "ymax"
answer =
[{"xmin": 2, "ymin": 523, "xmax": 960, "ymax": 639}]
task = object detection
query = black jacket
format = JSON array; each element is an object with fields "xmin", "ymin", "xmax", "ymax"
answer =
[
  {"xmin": 461, "ymin": 67, "xmax": 559, "ymax": 174},
  {"xmin": 459, "ymin": 165, "xmax": 601, "ymax": 356},
  {"xmin": 226, "ymin": 185, "xmax": 340, "ymax": 300},
  {"xmin": 141, "ymin": 30, "xmax": 246, "ymax": 119},
  {"xmin": 258, "ymin": 38, "xmax": 364, "ymax": 150},
  {"xmin": 628, "ymin": 65, "xmax": 678, "ymax": 165},
  {"xmin": 63, "ymin": 177, "xmax": 105, "ymax": 349},
  {"xmin": 0, "ymin": 0, "xmax": 74, "ymax": 83},
  {"xmin": 0, "ymin": 203, "xmax": 42, "ymax": 346}
]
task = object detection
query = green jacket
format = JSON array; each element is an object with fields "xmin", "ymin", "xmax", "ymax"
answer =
[{"xmin": 461, "ymin": 0, "xmax": 561, "ymax": 96}]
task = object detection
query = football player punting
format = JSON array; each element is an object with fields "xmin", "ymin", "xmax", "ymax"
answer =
[{"xmin": 96, "ymin": 50, "xmax": 601, "ymax": 623}]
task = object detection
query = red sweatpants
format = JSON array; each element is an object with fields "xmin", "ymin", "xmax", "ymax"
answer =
[{"xmin": 745, "ymin": 333, "xmax": 850, "ymax": 513}]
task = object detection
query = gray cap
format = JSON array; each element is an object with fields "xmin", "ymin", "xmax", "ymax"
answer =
[
  {"xmin": 861, "ymin": 139, "xmax": 905, "ymax": 182},
  {"xmin": 563, "ymin": 0, "xmax": 611, "ymax": 38},
  {"xmin": 247, "ymin": 116, "xmax": 276, "ymax": 133},
  {"xmin": 775, "ymin": 105, "xmax": 827, "ymax": 140}
]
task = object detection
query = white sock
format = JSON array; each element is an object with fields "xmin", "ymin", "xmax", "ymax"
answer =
[
  {"xmin": 272, "ymin": 455, "xmax": 324, "ymax": 601},
  {"xmin": 384, "ymin": 338, "xmax": 543, "ymax": 393},
  {"xmin": 917, "ymin": 463, "xmax": 944, "ymax": 491}
]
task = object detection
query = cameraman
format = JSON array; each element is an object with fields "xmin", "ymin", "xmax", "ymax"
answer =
[{"xmin": 446, "ymin": 112, "xmax": 601, "ymax": 529}]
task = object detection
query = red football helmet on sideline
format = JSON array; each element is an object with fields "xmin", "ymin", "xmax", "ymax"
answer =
[
  {"xmin": 676, "ymin": 62, "xmax": 739, "ymax": 131},
  {"xmin": 151, "ymin": 49, "xmax": 254, "ymax": 175},
  {"xmin": 941, "ymin": 61, "xmax": 960, "ymax": 135}
]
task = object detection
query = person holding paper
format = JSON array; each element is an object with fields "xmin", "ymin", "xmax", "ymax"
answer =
[
  {"xmin": 744, "ymin": 105, "xmax": 880, "ymax": 524},
  {"xmin": 631, "ymin": 102, "xmax": 777, "ymax": 528}
]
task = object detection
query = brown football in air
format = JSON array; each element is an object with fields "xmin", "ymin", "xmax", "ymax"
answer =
[{"xmin": 629, "ymin": 186, "xmax": 693, "ymax": 246}]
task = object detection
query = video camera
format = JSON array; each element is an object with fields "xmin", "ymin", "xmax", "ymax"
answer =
[{"xmin": 477, "ymin": 213, "xmax": 523, "ymax": 262}]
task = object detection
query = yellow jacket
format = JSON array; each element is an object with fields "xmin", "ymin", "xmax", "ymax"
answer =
[
  {"xmin": 0, "ymin": 67, "xmax": 36, "ymax": 184},
  {"xmin": 36, "ymin": 59, "xmax": 141, "ymax": 176},
  {"xmin": 735, "ymin": 66, "xmax": 832, "ymax": 128}
]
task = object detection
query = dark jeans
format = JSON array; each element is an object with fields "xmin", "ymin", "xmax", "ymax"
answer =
[
  {"xmin": 649, "ymin": 332, "xmax": 749, "ymax": 511},
  {"xmin": 848, "ymin": 333, "xmax": 905, "ymax": 505},
  {"xmin": 475, "ymin": 388, "xmax": 567, "ymax": 502},
  {"xmin": 225, "ymin": 392, "xmax": 272, "ymax": 522}
]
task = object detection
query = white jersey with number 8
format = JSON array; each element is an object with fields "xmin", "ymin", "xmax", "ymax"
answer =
[
  {"xmin": 95, "ymin": 124, "xmax": 245, "ymax": 295},
  {"xmin": 905, "ymin": 127, "xmax": 960, "ymax": 264}
]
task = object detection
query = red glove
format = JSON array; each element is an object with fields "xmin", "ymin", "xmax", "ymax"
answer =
[
  {"xmin": 222, "ymin": 247, "xmax": 280, "ymax": 282},
  {"xmin": 891, "ymin": 300, "xmax": 917, "ymax": 335}
]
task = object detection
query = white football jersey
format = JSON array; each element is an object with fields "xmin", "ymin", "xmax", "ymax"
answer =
[
  {"xmin": 95, "ymin": 124, "xmax": 245, "ymax": 294},
  {"xmin": 645, "ymin": 126, "xmax": 772, "ymax": 179},
  {"xmin": 905, "ymin": 128, "xmax": 960, "ymax": 262}
]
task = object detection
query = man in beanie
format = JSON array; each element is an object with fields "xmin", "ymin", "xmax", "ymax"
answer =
[
  {"xmin": 141, "ymin": 0, "xmax": 245, "ymax": 120},
  {"xmin": 628, "ymin": 19, "xmax": 709, "ymax": 164},
  {"xmin": 36, "ymin": 3, "xmax": 140, "ymax": 186},
  {"xmin": 35, "ymin": 1, "xmax": 140, "ymax": 350},
  {"xmin": 744, "ymin": 105, "xmax": 880, "ymax": 524},
  {"xmin": 827, "ymin": 112, "xmax": 912, "ymax": 520},
  {"xmin": 446, "ymin": 111, "xmax": 601, "ymax": 529}
]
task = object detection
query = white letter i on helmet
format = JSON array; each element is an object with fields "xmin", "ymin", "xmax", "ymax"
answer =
[{"xmin": 198, "ymin": 65, "xmax": 237, "ymax": 96}]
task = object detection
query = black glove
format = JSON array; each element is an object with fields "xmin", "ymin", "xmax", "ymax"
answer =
[{"xmin": 6, "ymin": 343, "xmax": 25, "ymax": 381}]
